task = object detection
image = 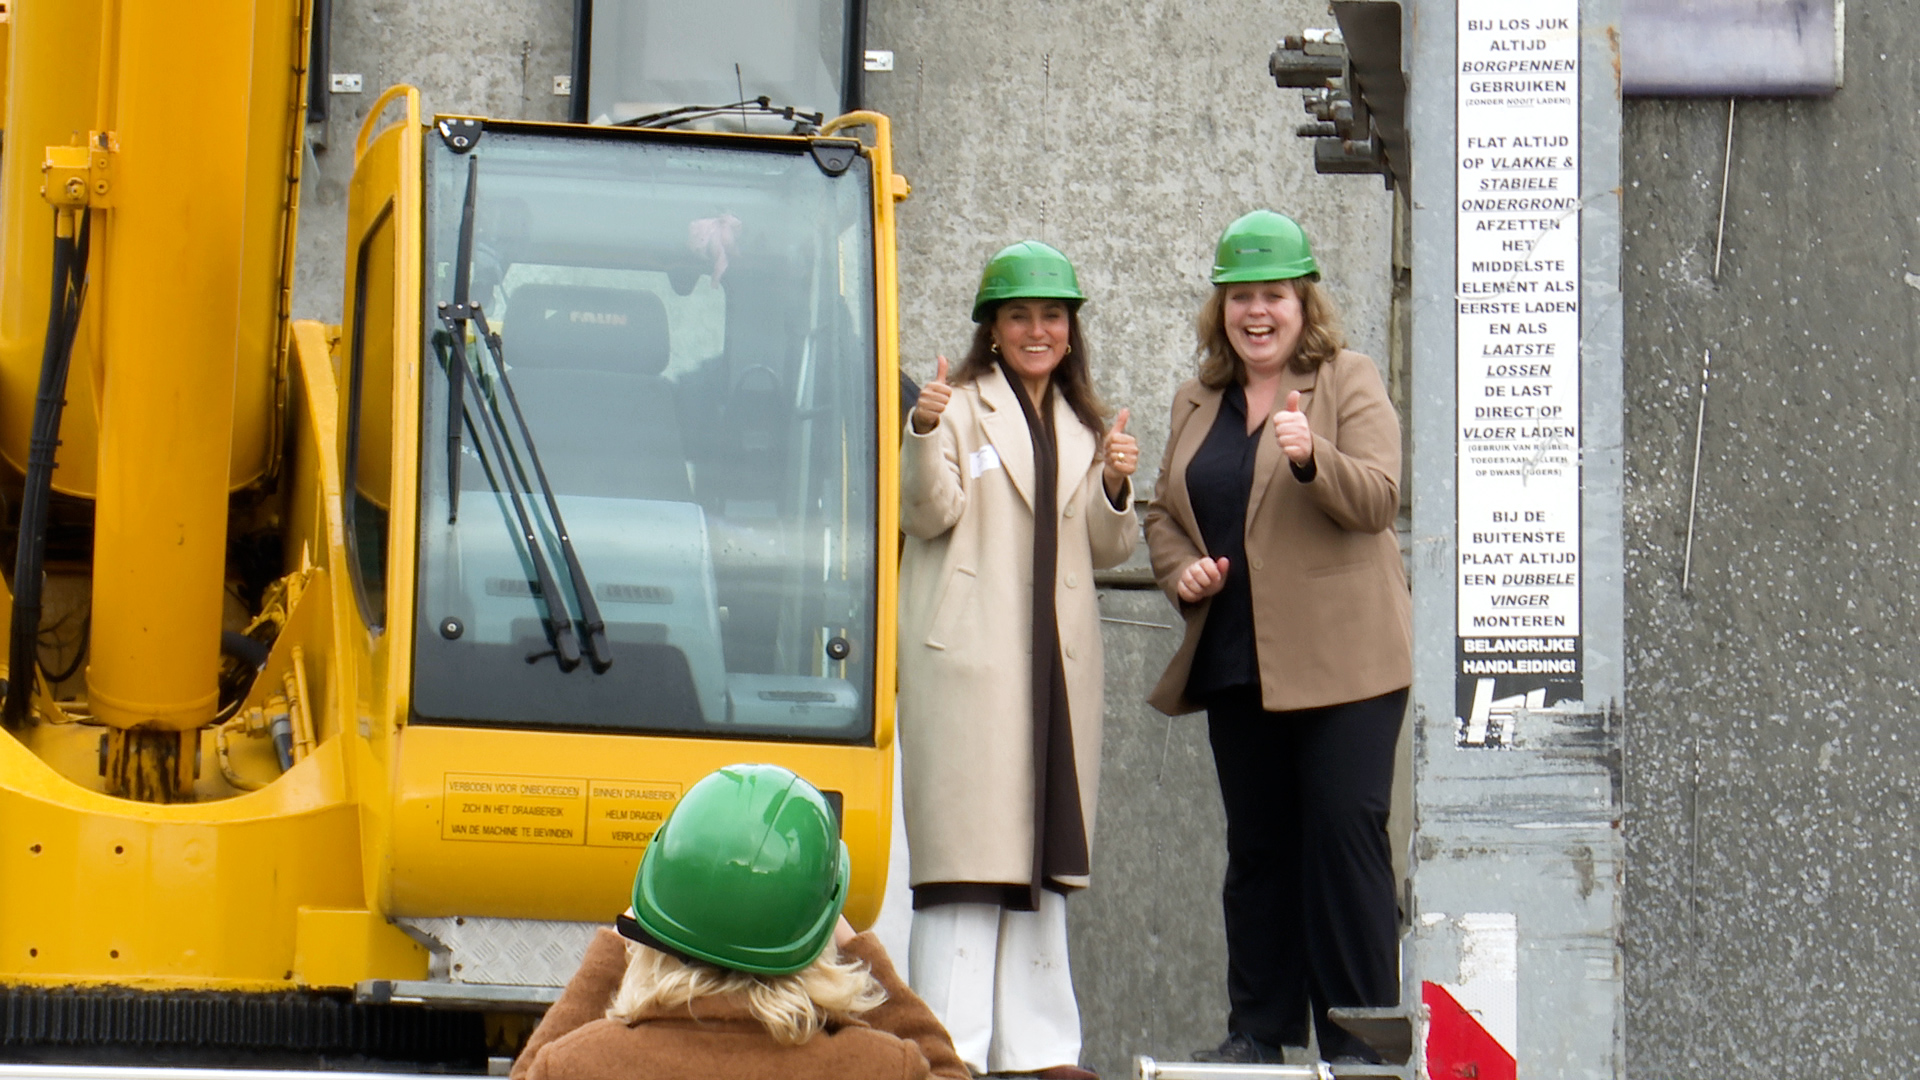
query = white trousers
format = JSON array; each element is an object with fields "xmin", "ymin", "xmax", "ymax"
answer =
[{"xmin": 908, "ymin": 892, "xmax": 1082, "ymax": 1075}]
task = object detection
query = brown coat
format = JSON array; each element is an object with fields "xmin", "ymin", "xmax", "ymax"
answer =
[
  {"xmin": 1144, "ymin": 349, "xmax": 1410, "ymax": 715},
  {"xmin": 513, "ymin": 929, "xmax": 969, "ymax": 1080},
  {"xmin": 897, "ymin": 374, "xmax": 1137, "ymax": 891}
]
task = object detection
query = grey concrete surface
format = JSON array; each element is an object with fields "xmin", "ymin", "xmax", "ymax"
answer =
[
  {"xmin": 1620, "ymin": 2, "xmax": 1920, "ymax": 1073},
  {"xmin": 291, "ymin": 0, "xmax": 575, "ymax": 324},
  {"xmin": 863, "ymin": 0, "xmax": 1394, "ymax": 468},
  {"xmin": 1075, "ymin": 587, "xmax": 1230, "ymax": 1078}
]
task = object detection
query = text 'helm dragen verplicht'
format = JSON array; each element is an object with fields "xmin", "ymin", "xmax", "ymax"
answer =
[
  {"xmin": 1210, "ymin": 210, "xmax": 1320, "ymax": 284},
  {"xmin": 623, "ymin": 763, "xmax": 850, "ymax": 976},
  {"xmin": 971, "ymin": 240, "xmax": 1087, "ymax": 323}
]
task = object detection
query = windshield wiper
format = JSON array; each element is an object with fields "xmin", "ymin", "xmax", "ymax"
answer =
[
  {"xmin": 437, "ymin": 155, "xmax": 577, "ymax": 672},
  {"xmin": 444, "ymin": 156, "xmax": 479, "ymax": 524},
  {"xmin": 468, "ymin": 305, "xmax": 614, "ymax": 673},
  {"xmin": 448, "ymin": 353, "xmax": 581, "ymax": 671},
  {"xmin": 436, "ymin": 154, "xmax": 611, "ymax": 673}
]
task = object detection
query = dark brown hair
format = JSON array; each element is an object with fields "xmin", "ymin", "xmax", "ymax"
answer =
[
  {"xmin": 1194, "ymin": 278, "xmax": 1345, "ymax": 389},
  {"xmin": 952, "ymin": 301, "xmax": 1109, "ymax": 436}
]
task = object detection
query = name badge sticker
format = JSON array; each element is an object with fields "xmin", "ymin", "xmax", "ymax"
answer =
[{"xmin": 968, "ymin": 444, "xmax": 1002, "ymax": 478}]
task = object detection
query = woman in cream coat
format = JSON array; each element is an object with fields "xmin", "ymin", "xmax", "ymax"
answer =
[{"xmin": 897, "ymin": 241, "xmax": 1137, "ymax": 1080}]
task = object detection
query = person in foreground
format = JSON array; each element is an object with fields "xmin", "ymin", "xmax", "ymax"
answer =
[
  {"xmin": 898, "ymin": 241, "xmax": 1138, "ymax": 1080},
  {"xmin": 1144, "ymin": 211, "xmax": 1412, "ymax": 1065},
  {"xmin": 510, "ymin": 763, "xmax": 968, "ymax": 1080}
]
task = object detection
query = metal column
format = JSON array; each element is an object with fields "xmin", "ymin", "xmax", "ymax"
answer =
[{"xmin": 1407, "ymin": 0, "xmax": 1624, "ymax": 1075}]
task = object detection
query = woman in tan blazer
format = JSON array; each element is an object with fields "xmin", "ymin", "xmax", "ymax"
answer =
[
  {"xmin": 898, "ymin": 241, "xmax": 1138, "ymax": 1080},
  {"xmin": 1144, "ymin": 212, "xmax": 1411, "ymax": 1067}
]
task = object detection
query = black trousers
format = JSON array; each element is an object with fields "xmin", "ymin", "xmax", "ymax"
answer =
[{"xmin": 1205, "ymin": 685, "xmax": 1408, "ymax": 1059}]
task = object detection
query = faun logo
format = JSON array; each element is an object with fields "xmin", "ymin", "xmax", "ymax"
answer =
[{"xmin": 568, "ymin": 309, "xmax": 628, "ymax": 326}]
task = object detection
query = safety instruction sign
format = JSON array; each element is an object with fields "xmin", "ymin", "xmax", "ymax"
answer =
[
  {"xmin": 1455, "ymin": 0, "xmax": 1582, "ymax": 747},
  {"xmin": 585, "ymin": 779, "xmax": 684, "ymax": 848},
  {"xmin": 443, "ymin": 773, "xmax": 681, "ymax": 848}
]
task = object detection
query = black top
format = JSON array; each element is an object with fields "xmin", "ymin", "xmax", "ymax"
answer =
[{"xmin": 1184, "ymin": 384, "xmax": 1263, "ymax": 700}]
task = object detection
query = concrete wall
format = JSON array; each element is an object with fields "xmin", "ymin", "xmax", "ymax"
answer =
[
  {"xmin": 862, "ymin": 0, "xmax": 1393, "ymax": 466},
  {"xmin": 1620, "ymin": 2, "xmax": 1920, "ymax": 1073},
  {"xmin": 291, "ymin": 0, "xmax": 575, "ymax": 323},
  {"xmin": 288, "ymin": 2, "xmax": 1394, "ymax": 1076}
]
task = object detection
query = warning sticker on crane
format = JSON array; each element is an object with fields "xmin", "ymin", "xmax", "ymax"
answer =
[
  {"xmin": 441, "ymin": 773, "xmax": 684, "ymax": 848},
  {"xmin": 586, "ymin": 780, "xmax": 684, "ymax": 847},
  {"xmin": 443, "ymin": 773, "xmax": 589, "ymax": 843}
]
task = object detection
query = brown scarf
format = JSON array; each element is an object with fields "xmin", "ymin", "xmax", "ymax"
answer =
[{"xmin": 1005, "ymin": 366, "xmax": 1091, "ymax": 907}]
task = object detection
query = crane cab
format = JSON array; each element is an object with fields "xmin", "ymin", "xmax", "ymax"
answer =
[{"xmin": 325, "ymin": 92, "xmax": 906, "ymax": 941}]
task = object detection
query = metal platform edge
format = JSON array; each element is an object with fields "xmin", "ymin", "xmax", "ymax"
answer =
[
  {"xmin": 1133, "ymin": 1059, "xmax": 1406, "ymax": 1080},
  {"xmin": 353, "ymin": 980, "xmax": 560, "ymax": 1013}
]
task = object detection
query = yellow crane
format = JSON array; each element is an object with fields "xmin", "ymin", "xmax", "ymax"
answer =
[{"xmin": 0, "ymin": 0, "xmax": 905, "ymax": 1064}]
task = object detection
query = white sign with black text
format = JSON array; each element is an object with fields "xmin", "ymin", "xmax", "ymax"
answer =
[{"xmin": 1454, "ymin": 0, "xmax": 1582, "ymax": 747}]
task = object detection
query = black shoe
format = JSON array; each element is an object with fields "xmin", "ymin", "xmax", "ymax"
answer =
[{"xmin": 1192, "ymin": 1033, "xmax": 1285, "ymax": 1064}]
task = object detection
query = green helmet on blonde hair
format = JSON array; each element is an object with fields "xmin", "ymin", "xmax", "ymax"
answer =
[
  {"xmin": 1210, "ymin": 210, "xmax": 1320, "ymax": 284},
  {"xmin": 971, "ymin": 240, "xmax": 1086, "ymax": 322},
  {"xmin": 622, "ymin": 763, "xmax": 849, "ymax": 976}
]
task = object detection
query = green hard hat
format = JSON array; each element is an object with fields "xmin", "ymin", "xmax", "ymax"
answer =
[
  {"xmin": 971, "ymin": 240, "xmax": 1086, "ymax": 322},
  {"xmin": 625, "ymin": 763, "xmax": 850, "ymax": 976},
  {"xmin": 1210, "ymin": 210, "xmax": 1320, "ymax": 284}
]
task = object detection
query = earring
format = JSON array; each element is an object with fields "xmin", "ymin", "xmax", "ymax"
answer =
[
  {"xmin": 990, "ymin": 342, "xmax": 1000, "ymax": 354},
  {"xmin": 1065, "ymin": 344, "xmax": 1072, "ymax": 355}
]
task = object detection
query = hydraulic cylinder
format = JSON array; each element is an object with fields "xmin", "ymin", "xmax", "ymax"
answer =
[{"xmin": 87, "ymin": 0, "xmax": 260, "ymax": 793}]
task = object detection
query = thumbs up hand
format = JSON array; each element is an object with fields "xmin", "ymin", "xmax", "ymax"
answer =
[
  {"xmin": 1101, "ymin": 408, "xmax": 1138, "ymax": 496},
  {"xmin": 1274, "ymin": 389, "xmax": 1314, "ymax": 466},
  {"xmin": 911, "ymin": 356, "xmax": 953, "ymax": 434}
]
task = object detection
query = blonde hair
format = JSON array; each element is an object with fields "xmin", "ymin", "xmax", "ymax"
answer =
[
  {"xmin": 1195, "ymin": 278, "xmax": 1345, "ymax": 388},
  {"xmin": 607, "ymin": 941, "xmax": 888, "ymax": 1046}
]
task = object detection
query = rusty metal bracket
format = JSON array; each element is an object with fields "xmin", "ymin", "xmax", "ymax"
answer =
[{"xmin": 1269, "ymin": 8, "xmax": 1407, "ymax": 191}]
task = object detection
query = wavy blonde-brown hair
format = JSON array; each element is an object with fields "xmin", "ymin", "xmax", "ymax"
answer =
[
  {"xmin": 1195, "ymin": 278, "xmax": 1345, "ymax": 388},
  {"xmin": 607, "ymin": 941, "xmax": 887, "ymax": 1046}
]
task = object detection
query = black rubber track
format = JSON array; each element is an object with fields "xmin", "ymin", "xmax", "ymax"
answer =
[{"xmin": 0, "ymin": 986, "xmax": 488, "ymax": 1072}]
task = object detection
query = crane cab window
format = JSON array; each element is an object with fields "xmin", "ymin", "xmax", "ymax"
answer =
[
  {"xmin": 344, "ymin": 202, "xmax": 397, "ymax": 631},
  {"xmin": 412, "ymin": 127, "xmax": 878, "ymax": 744}
]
